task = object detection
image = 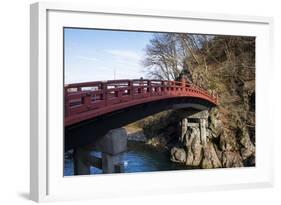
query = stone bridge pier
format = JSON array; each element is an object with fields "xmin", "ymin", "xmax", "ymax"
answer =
[
  {"xmin": 73, "ymin": 128, "xmax": 127, "ymax": 175},
  {"xmin": 172, "ymin": 109, "xmax": 222, "ymax": 168},
  {"xmin": 179, "ymin": 110, "xmax": 209, "ymax": 146}
]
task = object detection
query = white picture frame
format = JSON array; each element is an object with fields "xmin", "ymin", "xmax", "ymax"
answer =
[{"xmin": 30, "ymin": 1, "xmax": 274, "ymax": 202}]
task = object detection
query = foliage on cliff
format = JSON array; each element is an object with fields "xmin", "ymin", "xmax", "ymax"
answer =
[{"xmin": 139, "ymin": 33, "xmax": 256, "ymax": 167}]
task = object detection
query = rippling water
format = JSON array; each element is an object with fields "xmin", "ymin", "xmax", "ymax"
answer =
[{"xmin": 64, "ymin": 141, "xmax": 192, "ymax": 176}]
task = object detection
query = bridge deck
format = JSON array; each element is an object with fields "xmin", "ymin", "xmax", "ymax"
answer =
[{"xmin": 64, "ymin": 79, "xmax": 218, "ymax": 126}]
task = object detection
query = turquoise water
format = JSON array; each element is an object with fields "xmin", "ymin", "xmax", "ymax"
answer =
[{"xmin": 64, "ymin": 141, "xmax": 191, "ymax": 176}]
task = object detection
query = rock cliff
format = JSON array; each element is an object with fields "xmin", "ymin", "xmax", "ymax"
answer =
[
  {"xmin": 170, "ymin": 108, "xmax": 252, "ymax": 169},
  {"xmin": 140, "ymin": 35, "xmax": 256, "ymax": 169}
]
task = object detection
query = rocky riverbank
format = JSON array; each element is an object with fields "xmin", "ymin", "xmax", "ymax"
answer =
[
  {"xmin": 169, "ymin": 108, "xmax": 255, "ymax": 169},
  {"xmin": 124, "ymin": 126, "xmax": 147, "ymax": 142},
  {"xmin": 126, "ymin": 100, "xmax": 255, "ymax": 170}
]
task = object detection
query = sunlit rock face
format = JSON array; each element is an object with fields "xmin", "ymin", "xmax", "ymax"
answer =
[
  {"xmin": 184, "ymin": 125, "xmax": 202, "ymax": 166},
  {"xmin": 170, "ymin": 108, "xmax": 255, "ymax": 169},
  {"xmin": 173, "ymin": 110, "xmax": 222, "ymax": 169},
  {"xmin": 201, "ymin": 142, "xmax": 222, "ymax": 169}
]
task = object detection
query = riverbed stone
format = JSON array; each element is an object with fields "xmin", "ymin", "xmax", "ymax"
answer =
[
  {"xmin": 146, "ymin": 136, "xmax": 167, "ymax": 147},
  {"xmin": 170, "ymin": 147, "xmax": 186, "ymax": 163}
]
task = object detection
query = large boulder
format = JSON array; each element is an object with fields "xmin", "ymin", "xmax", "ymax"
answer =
[
  {"xmin": 221, "ymin": 151, "xmax": 243, "ymax": 168},
  {"xmin": 201, "ymin": 142, "xmax": 222, "ymax": 169},
  {"xmin": 170, "ymin": 147, "xmax": 186, "ymax": 163},
  {"xmin": 238, "ymin": 126, "xmax": 255, "ymax": 160}
]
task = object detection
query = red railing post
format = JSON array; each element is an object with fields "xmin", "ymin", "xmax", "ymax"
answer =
[
  {"xmin": 148, "ymin": 80, "xmax": 152, "ymax": 96},
  {"xmin": 166, "ymin": 81, "xmax": 169, "ymax": 94},
  {"xmin": 129, "ymin": 80, "xmax": 134, "ymax": 100},
  {"xmin": 181, "ymin": 79, "xmax": 185, "ymax": 92},
  {"xmin": 82, "ymin": 92, "xmax": 92, "ymax": 109},
  {"xmin": 102, "ymin": 82, "xmax": 107, "ymax": 106},
  {"xmin": 139, "ymin": 79, "xmax": 144, "ymax": 95},
  {"xmin": 161, "ymin": 81, "xmax": 164, "ymax": 94},
  {"xmin": 114, "ymin": 84, "xmax": 119, "ymax": 98},
  {"xmin": 137, "ymin": 81, "xmax": 141, "ymax": 94},
  {"xmin": 64, "ymin": 87, "xmax": 69, "ymax": 117}
]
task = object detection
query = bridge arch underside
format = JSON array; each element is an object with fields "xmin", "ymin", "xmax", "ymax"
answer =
[{"xmin": 65, "ymin": 97, "xmax": 216, "ymax": 151}]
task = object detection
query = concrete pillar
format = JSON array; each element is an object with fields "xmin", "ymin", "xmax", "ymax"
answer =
[
  {"xmin": 96, "ymin": 128, "xmax": 127, "ymax": 174},
  {"xmin": 101, "ymin": 153, "xmax": 122, "ymax": 173},
  {"xmin": 180, "ymin": 118, "xmax": 188, "ymax": 142},
  {"xmin": 73, "ymin": 147, "xmax": 91, "ymax": 175},
  {"xmin": 183, "ymin": 110, "xmax": 209, "ymax": 146},
  {"xmin": 199, "ymin": 118, "xmax": 207, "ymax": 145},
  {"xmin": 73, "ymin": 128, "xmax": 127, "ymax": 175}
]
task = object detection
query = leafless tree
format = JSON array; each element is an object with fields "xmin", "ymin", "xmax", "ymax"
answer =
[
  {"xmin": 142, "ymin": 33, "xmax": 210, "ymax": 81},
  {"xmin": 142, "ymin": 32, "xmax": 254, "ymax": 84},
  {"xmin": 142, "ymin": 33, "xmax": 185, "ymax": 80}
]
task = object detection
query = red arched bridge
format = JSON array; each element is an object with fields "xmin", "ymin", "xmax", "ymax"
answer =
[
  {"xmin": 64, "ymin": 79, "xmax": 218, "ymax": 150},
  {"xmin": 65, "ymin": 79, "xmax": 218, "ymax": 127}
]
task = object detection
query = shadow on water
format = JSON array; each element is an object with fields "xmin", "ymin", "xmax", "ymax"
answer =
[
  {"xmin": 124, "ymin": 141, "xmax": 192, "ymax": 173},
  {"xmin": 64, "ymin": 141, "xmax": 193, "ymax": 176}
]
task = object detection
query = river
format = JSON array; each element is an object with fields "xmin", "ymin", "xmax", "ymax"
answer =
[{"xmin": 64, "ymin": 141, "xmax": 193, "ymax": 176}]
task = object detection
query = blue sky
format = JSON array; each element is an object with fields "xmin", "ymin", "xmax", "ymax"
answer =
[{"xmin": 64, "ymin": 28, "xmax": 154, "ymax": 84}]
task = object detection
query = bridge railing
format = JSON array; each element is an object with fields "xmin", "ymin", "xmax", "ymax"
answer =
[{"xmin": 64, "ymin": 79, "xmax": 218, "ymax": 117}]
